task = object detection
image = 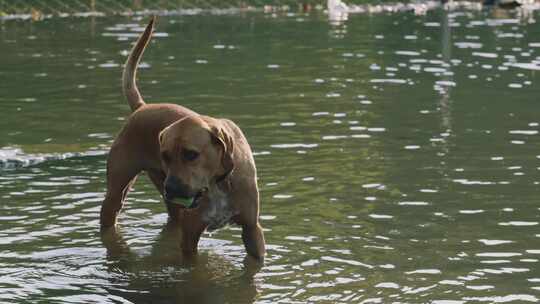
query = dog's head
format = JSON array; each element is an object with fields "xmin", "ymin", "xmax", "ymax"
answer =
[{"xmin": 159, "ymin": 116, "xmax": 234, "ymax": 201}]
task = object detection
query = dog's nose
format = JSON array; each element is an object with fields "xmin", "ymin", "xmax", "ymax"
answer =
[{"xmin": 164, "ymin": 176, "xmax": 192, "ymax": 200}]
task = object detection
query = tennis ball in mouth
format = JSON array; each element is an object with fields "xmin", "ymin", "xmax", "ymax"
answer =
[{"xmin": 169, "ymin": 197, "xmax": 193, "ymax": 208}]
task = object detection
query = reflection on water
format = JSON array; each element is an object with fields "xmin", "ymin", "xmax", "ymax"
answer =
[
  {"xmin": 2, "ymin": 6, "xmax": 540, "ymax": 303},
  {"xmin": 100, "ymin": 225, "xmax": 261, "ymax": 304}
]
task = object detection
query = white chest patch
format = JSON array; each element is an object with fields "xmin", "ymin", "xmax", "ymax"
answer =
[{"xmin": 202, "ymin": 189, "xmax": 236, "ymax": 231}]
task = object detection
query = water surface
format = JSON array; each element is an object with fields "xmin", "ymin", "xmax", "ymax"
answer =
[{"xmin": 1, "ymin": 8, "xmax": 540, "ymax": 303}]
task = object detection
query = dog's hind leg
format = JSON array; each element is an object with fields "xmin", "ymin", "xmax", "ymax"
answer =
[{"xmin": 100, "ymin": 147, "xmax": 141, "ymax": 228}]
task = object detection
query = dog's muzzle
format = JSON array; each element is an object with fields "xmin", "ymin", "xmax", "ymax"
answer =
[
  {"xmin": 164, "ymin": 176, "xmax": 206, "ymax": 208},
  {"xmin": 164, "ymin": 176, "xmax": 192, "ymax": 200}
]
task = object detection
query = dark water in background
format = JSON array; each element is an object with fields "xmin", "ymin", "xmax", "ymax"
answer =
[{"xmin": 1, "ymin": 7, "xmax": 540, "ymax": 303}]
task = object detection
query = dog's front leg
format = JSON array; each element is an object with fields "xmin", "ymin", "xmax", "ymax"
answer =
[
  {"xmin": 241, "ymin": 223, "xmax": 266, "ymax": 261},
  {"xmin": 175, "ymin": 194, "xmax": 212, "ymax": 256},
  {"xmin": 180, "ymin": 209, "xmax": 208, "ymax": 256}
]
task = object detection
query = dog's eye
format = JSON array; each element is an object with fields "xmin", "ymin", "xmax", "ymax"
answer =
[
  {"xmin": 161, "ymin": 151, "xmax": 171, "ymax": 163},
  {"xmin": 182, "ymin": 149, "xmax": 199, "ymax": 162}
]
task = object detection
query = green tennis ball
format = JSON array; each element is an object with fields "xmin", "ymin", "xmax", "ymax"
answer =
[{"xmin": 170, "ymin": 197, "xmax": 193, "ymax": 208}]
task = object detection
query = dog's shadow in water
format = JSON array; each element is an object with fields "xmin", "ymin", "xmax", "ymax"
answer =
[{"xmin": 100, "ymin": 223, "xmax": 261, "ymax": 304}]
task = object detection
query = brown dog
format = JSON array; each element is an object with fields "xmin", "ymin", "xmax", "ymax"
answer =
[{"xmin": 99, "ymin": 17, "xmax": 265, "ymax": 260}]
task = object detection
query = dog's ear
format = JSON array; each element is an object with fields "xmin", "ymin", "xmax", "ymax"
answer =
[{"xmin": 209, "ymin": 124, "xmax": 234, "ymax": 179}]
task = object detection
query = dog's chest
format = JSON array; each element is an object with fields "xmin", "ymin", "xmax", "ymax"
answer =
[{"xmin": 203, "ymin": 191, "xmax": 235, "ymax": 231}]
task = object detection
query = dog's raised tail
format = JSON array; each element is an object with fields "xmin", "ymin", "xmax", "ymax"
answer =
[{"xmin": 123, "ymin": 16, "xmax": 155, "ymax": 112}]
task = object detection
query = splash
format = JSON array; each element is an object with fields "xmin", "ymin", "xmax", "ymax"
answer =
[{"xmin": 0, "ymin": 147, "xmax": 106, "ymax": 170}]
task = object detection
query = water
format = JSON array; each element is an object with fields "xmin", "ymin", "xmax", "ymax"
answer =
[{"xmin": 2, "ymin": 7, "xmax": 540, "ymax": 303}]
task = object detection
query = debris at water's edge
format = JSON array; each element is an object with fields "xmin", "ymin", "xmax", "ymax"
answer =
[
  {"xmin": 2, "ymin": 1, "xmax": 540, "ymax": 22},
  {"xmin": 0, "ymin": 8, "xmax": 260, "ymax": 22}
]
